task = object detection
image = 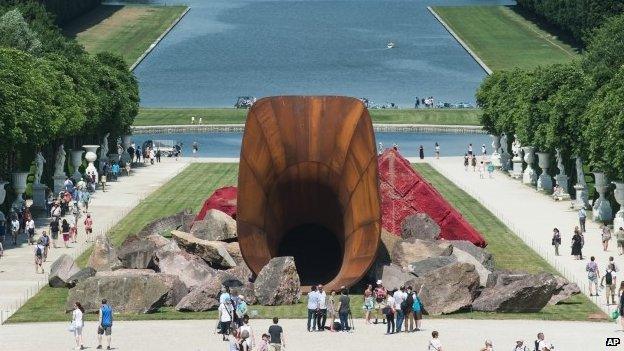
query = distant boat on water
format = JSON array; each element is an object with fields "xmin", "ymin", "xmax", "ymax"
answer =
[{"xmin": 387, "ymin": 41, "xmax": 396, "ymax": 49}]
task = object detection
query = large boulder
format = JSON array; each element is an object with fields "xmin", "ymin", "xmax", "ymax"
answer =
[
  {"xmin": 485, "ymin": 270, "xmax": 530, "ymax": 288},
  {"xmin": 472, "ymin": 273, "xmax": 559, "ymax": 312},
  {"xmin": 381, "ymin": 264, "xmax": 415, "ymax": 290},
  {"xmin": 94, "ymin": 269, "xmax": 188, "ymax": 306},
  {"xmin": 87, "ymin": 235, "xmax": 122, "ymax": 271},
  {"xmin": 190, "ymin": 209, "xmax": 237, "ymax": 242},
  {"xmin": 117, "ymin": 234, "xmax": 170, "ymax": 269},
  {"xmin": 391, "ymin": 238, "xmax": 453, "ymax": 269},
  {"xmin": 171, "ymin": 230, "xmax": 236, "ymax": 268},
  {"xmin": 406, "ymin": 262, "xmax": 479, "ymax": 315},
  {"xmin": 401, "ymin": 213, "xmax": 441, "ymax": 240},
  {"xmin": 408, "ymin": 256, "xmax": 457, "ymax": 276},
  {"xmin": 448, "ymin": 240, "xmax": 494, "ymax": 270},
  {"xmin": 548, "ymin": 276, "xmax": 581, "ymax": 305},
  {"xmin": 67, "ymin": 271, "xmax": 187, "ymax": 313},
  {"xmin": 254, "ymin": 256, "xmax": 301, "ymax": 305},
  {"xmin": 66, "ymin": 267, "xmax": 96, "ymax": 288},
  {"xmin": 226, "ymin": 242, "xmax": 244, "ymax": 265},
  {"xmin": 451, "ymin": 247, "xmax": 491, "ymax": 286},
  {"xmin": 138, "ymin": 210, "xmax": 195, "ymax": 237},
  {"xmin": 153, "ymin": 248, "xmax": 217, "ymax": 289},
  {"xmin": 49, "ymin": 254, "xmax": 80, "ymax": 288},
  {"xmin": 175, "ymin": 284, "xmax": 220, "ymax": 312},
  {"xmin": 367, "ymin": 229, "xmax": 401, "ymax": 281},
  {"xmin": 175, "ymin": 269, "xmax": 249, "ymax": 312}
]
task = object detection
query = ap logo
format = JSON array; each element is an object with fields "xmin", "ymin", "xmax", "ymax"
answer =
[{"xmin": 606, "ymin": 337, "xmax": 621, "ymax": 346}]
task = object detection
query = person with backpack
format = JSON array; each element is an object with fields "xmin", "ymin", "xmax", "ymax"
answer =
[
  {"xmin": 403, "ymin": 286, "xmax": 415, "ymax": 332},
  {"xmin": 237, "ymin": 314, "xmax": 254, "ymax": 351},
  {"xmin": 383, "ymin": 289, "xmax": 395, "ymax": 334},
  {"xmin": 586, "ymin": 256, "xmax": 600, "ymax": 296},
  {"xmin": 40, "ymin": 231, "xmax": 50, "ymax": 261},
  {"xmin": 61, "ymin": 219, "xmax": 70, "ymax": 248},
  {"xmin": 392, "ymin": 286, "xmax": 407, "ymax": 332},
  {"xmin": 218, "ymin": 299, "xmax": 235, "ymax": 341},
  {"xmin": 578, "ymin": 208, "xmax": 587, "ymax": 232},
  {"xmin": 601, "ymin": 263, "xmax": 618, "ymax": 305},
  {"xmin": 412, "ymin": 285, "xmax": 424, "ymax": 331},
  {"xmin": 551, "ymin": 228, "xmax": 562, "ymax": 256},
  {"xmin": 97, "ymin": 299, "xmax": 113, "ymax": 350},
  {"xmin": 34, "ymin": 242, "xmax": 44, "ymax": 274},
  {"xmin": 534, "ymin": 332, "xmax": 554, "ymax": 351},
  {"xmin": 373, "ymin": 280, "xmax": 387, "ymax": 324}
]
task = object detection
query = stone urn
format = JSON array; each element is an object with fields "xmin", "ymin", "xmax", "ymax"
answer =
[
  {"xmin": 490, "ymin": 135, "xmax": 502, "ymax": 167},
  {"xmin": 83, "ymin": 145, "xmax": 100, "ymax": 181},
  {"xmin": 10, "ymin": 172, "xmax": 28, "ymax": 211},
  {"xmin": 71, "ymin": 150, "xmax": 84, "ymax": 181},
  {"xmin": 613, "ymin": 181, "xmax": 624, "ymax": 229},
  {"xmin": 536, "ymin": 152, "xmax": 553, "ymax": 193},
  {"xmin": 0, "ymin": 181, "xmax": 8, "ymax": 221},
  {"xmin": 522, "ymin": 146, "xmax": 537, "ymax": 185},
  {"xmin": 121, "ymin": 135, "xmax": 132, "ymax": 165},
  {"xmin": 592, "ymin": 172, "xmax": 613, "ymax": 222}
]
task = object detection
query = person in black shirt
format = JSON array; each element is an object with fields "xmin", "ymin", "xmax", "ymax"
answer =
[{"xmin": 268, "ymin": 317, "xmax": 285, "ymax": 350}]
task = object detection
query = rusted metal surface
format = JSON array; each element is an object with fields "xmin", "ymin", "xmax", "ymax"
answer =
[{"xmin": 237, "ymin": 96, "xmax": 381, "ymax": 290}]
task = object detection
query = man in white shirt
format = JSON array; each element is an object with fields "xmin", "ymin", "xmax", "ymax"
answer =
[
  {"xmin": 307, "ymin": 285, "xmax": 319, "ymax": 332},
  {"xmin": 392, "ymin": 286, "xmax": 407, "ymax": 332},
  {"xmin": 218, "ymin": 301, "xmax": 233, "ymax": 341},
  {"xmin": 316, "ymin": 284, "xmax": 327, "ymax": 331},
  {"xmin": 535, "ymin": 332, "xmax": 554, "ymax": 351}
]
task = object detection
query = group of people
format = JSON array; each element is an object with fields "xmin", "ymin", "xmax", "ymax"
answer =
[
  {"xmin": 363, "ymin": 281, "xmax": 424, "ymax": 335},
  {"xmin": 306, "ymin": 285, "xmax": 351, "ymax": 332},
  {"xmin": 463, "ymin": 143, "xmax": 493, "ymax": 178},
  {"xmin": 415, "ymin": 96, "xmax": 436, "ymax": 108},
  {"xmin": 68, "ymin": 299, "xmax": 114, "ymax": 350},
  {"xmin": 0, "ymin": 204, "xmax": 34, "ymax": 258},
  {"xmin": 128, "ymin": 144, "xmax": 161, "ymax": 165}
]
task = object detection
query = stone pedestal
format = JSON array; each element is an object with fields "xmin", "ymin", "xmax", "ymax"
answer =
[
  {"xmin": 53, "ymin": 174, "xmax": 66, "ymax": 194},
  {"xmin": 491, "ymin": 135, "xmax": 501, "ymax": 167},
  {"xmin": 32, "ymin": 183, "xmax": 47, "ymax": 209},
  {"xmin": 500, "ymin": 152, "xmax": 511, "ymax": 172},
  {"xmin": 536, "ymin": 152, "xmax": 553, "ymax": 193},
  {"xmin": 511, "ymin": 156, "xmax": 523, "ymax": 179},
  {"xmin": 573, "ymin": 184, "xmax": 589, "ymax": 210},
  {"xmin": 592, "ymin": 172, "xmax": 612, "ymax": 222},
  {"xmin": 555, "ymin": 174, "xmax": 571, "ymax": 200},
  {"xmin": 10, "ymin": 172, "xmax": 28, "ymax": 212},
  {"xmin": 522, "ymin": 146, "xmax": 537, "ymax": 186},
  {"xmin": 613, "ymin": 182, "xmax": 624, "ymax": 230},
  {"xmin": 121, "ymin": 135, "xmax": 132, "ymax": 166}
]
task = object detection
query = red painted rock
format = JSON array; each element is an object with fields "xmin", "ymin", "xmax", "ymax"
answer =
[
  {"xmin": 378, "ymin": 149, "xmax": 486, "ymax": 247},
  {"xmin": 194, "ymin": 186, "xmax": 237, "ymax": 222}
]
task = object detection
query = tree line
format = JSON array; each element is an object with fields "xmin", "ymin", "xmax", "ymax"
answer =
[
  {"xmin": 477, "ymin": 14, "xmax": 624, "ymax": 185},
  {"xmin": 1, "ymin": 0, "xmax": 102, "ymax": 24},
  {"xmin": 0, "ymin": 1, "xmax": 138, "ymax": 187},
  {"xmin": 516, "ymin": 0, "xmax": 624, "ymax": 45}
]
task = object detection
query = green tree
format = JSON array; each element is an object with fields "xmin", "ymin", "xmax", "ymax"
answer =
[
  {"xmin": 582, "ymin": 14, "xmax": 624, "ymax": 85},
  {"xmin": 0, "ymin": 9, "xmax": 41, "ymax": 54}
]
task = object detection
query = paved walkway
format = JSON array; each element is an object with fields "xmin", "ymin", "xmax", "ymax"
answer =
[
  {"xmin": 0, "ymin": 318, "xmax": 615, "ymax": 350},
  {"xmin": 0, "ymin": 158, "xmax": 189, "ymax": 322},
  {"xmin": 425, "ymin": 156, "xmax": 619, "ymax": 315}
]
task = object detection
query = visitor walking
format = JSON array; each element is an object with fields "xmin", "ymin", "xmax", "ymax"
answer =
[
  {"xmin": 535, "ymin": 332, "xmax": 554, "ymax": 351},
  {"xmin": 84, "ymin": 214, "xmax": 93, "ymax": 242},
  {"xmin": 218, "ymin": 300, "xmax": 234, "ymax": 341},
  {"xmin": 513, "ymin": 340, "xmax": 528, "ymax": 351},
  {"xmin": 50, "ymin": 218, "xmax": 60, "ymax": 248},
  {"xmin": 257, "ymin": 334, "xmax": 270, "ymax": 351},
  {"xmin": 363, "ymin": 284, "xmax": 374, "ymax": 324},
  {"xmin": 412, "ymin": 285, "xmax": 424, "ymax": 331},
  {"xmin": 487, "ymin": 162, "xmax": 494, "ymax": 178},
  {"xmin": 578, "ymin": 207, "xmax": 587, "ymax": 232},
  {"xmin": 552, "ymin": 228, "xmax": 561, "ymax": 256},
  {"xmin": 602, "ymin": 224, "xmax": 612, "ymax": 251},
  {"xmin": 192, "ymin": 141, "xmax": 199, "ymax": 157},
  {"xmin": 393, "ymin": 286, "xmax": 407, "ymax": 332},
  {"xmin": 601, "ymin": 263, "xmax": 617, "ymax": 305},
  {"xmin": 434, "ymin": 142, "xmax": 440, "ymax": 159},
  {"xmin": 471, "ymin": 155, "xmax": 477, "ymax": 172},
  {"xmin": 463, "ymin": 154, "xmax": 469, "ymax": 171},
  {"xmin": 338, "ymin": 288, "xmax": 351, "ymax": 332},
  {"xmin": 571, "ymin": 228, "xmax": 583, "ymax": 260},
  {"xmin": 617, "ymin": 227, "xmax": 624, "ymax": 255},
  {"xmin": 34, "ymin": 242, "xmax": 44, "ymax": 274},
  {"xmin": 135, "ymin": 147, "xmax": 141, "ymax": 163},
  {"xmin": 419, "ymin": 145, "xmax": 424, "ymax": 160},
  {"xmin": 428, "ymin": 331, "xmax": 443, "ymax": 351},
  {"xmin": 307, "ymin": 285, "xmax": 319, "ymax": 332},
  {"xmin": 51, "ymin": 201, "xmax": 61, "ymax": 221},
  {"xmin": 610, "ymin": 256, "xmax": 619, "ymax": 272},
  {"xmin": 40, "ymin": 231, "xmax": 50, "ymax": 261},
  {"xmin": 383, "ymin": 289, "xmax": 395, "ymax": 334},
  {"xmin": 149, "ymin": 148, "xmax": 155, "ymax": 165},
  {"xmin": 237, "ymin": 315, "xmax": 254, "ymax": 351},
  {"xmin": 478, "ymin": 161, "xmax": 485, "ymax": 179},
  {"xmin": 373, "ymin": 280, "xmax": 387, "ymax": 324},
  {"xmin": 156, "ymin": 149, "xmax": 161, "ymax": 163},
  {"xmin": 97, "ymin": 299, "xmax": 113, "ymax": 350},
  {"xmin": 403, "ymin": 286, "xmax": 414, "ymax": 332},
  {"xmin": 586, "ymin": 256, "xmax": 600, "ymax": 296},
  {"xmin": 10, "ymin": 214, "xmax": 20, "ymax": 245},
  {"xmin": 81, "ymin": 190, "xmax": 91, "ymax": 213},
  {"xmin": 481, "ymin": 144, "xmax": 487, "ymax": 155},
  {"xmin": 25, "ymin": 215, "xmax": 35, "ymax": 245},
  {"xmin": 316, "ymin": 284, "xmax": 327, "ymax": 331},
  {"xmin": 268, "ymin": 317, "xmax": 285, "ymax": 350},
  {"xmin": 61, "ymin": 219, "xmax": 70, "ymax": 248},
  {"xmin": 618, "ymin": 282, "xmax": 624, "ymax": 331},
  {"xmin": 467, "ymin": 144, "xmax": 473, "ymax": 155},
  {"xmin": 72, "ymin": 301, "xmax": 85, "ymax": 350},
  {"xmin": 479, "ymin": 339, "xmax": 494, "ymax": 351}
]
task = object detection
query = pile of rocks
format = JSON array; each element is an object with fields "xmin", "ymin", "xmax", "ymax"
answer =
[
  {"xmin": 373, "ymin": 213, "xmax": 580, "ymax": 315},
  {"xmin": 53, "ymin": 209, "xmax": 301, "ymax": 314}
]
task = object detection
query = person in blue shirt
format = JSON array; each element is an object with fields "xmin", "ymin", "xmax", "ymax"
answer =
[{"xmin": 97, "ymin": 299, "xmax": 113, "ymax": 350}]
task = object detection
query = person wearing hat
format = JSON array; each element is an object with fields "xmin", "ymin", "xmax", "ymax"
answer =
[
  {"xmin": 513, "ymin": 340, "xmax": 528, "ymax": 351},
  {"xmin": 373, "ymin": 280, "xmax": 387, "ymax": 324},
  {"xmin": 479, "ymin": 339, "xmax": 493, "ymax": 351}
]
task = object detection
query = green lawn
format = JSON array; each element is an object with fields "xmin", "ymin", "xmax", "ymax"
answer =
[
  {"xmin": 64, "ymin": 5, "xmax": 187, "ymax": 66},
  {"xmin": 8, "ymin": 163, "xmax": 605, "ymax": 323},
  {"xmin": 432, "ymin": 6, "xmax": 578, "ymax": 71},
  {"xmin": 134, "ymin": 108, "xmax": 482, "ymax": 126}
]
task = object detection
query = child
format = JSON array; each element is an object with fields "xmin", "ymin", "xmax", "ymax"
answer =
[
  {"xmin": 429, "ymin": 330, "xmax": 442, "ymax": 351},
  {"xmin": 84, "ymin": 214, "xmax": 93, "ymax": 242},
  {"xmin": 257, "ymin": 333, "xmax": 270, "ymax": 351},
  {"xmin": 478, "ymin": 161, "xmax": 485, "ymax": 179}
]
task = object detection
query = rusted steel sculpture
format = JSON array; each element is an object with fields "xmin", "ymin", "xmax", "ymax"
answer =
[{"xmin": 237, "ymin": 96, "xmax": 381, "ymax": 290}]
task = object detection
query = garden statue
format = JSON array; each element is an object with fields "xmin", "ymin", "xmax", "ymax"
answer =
[
  {"xmin": 490, "ymin": 134, "xmax": 501, "ymax": 167},
  {"xmin": 54, "ymin": 144, "xmax": 66, "ymax": 177},
  {"xmin": 553, "ymin": 148, "xmax": 570, "ymax": 200},
  {"xmin": 511, "ymin": 134, "xmax": 522, "ymax": 157},
  {"xmin": 500, "ymin": 133, "xmax": 511, "ymax": 171},
  {"xmin": 100, "ymin": 133, "xmax": 110, "ymax": 160},
  {"xmin": 573, "ymin": 156, "xmax": 590, "ymax": 209},
  {"xmin": 34, "ymin": 151, "xmax": 45, "ymax": 185},
  {"xmin": 556, "ymin": 149, "xmax": 565, "ymax": 176}
]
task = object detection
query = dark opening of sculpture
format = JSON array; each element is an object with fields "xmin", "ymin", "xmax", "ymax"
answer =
[{"xmin": 237, "ymin": 96, "xmax": 381, "ymax": 290}]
